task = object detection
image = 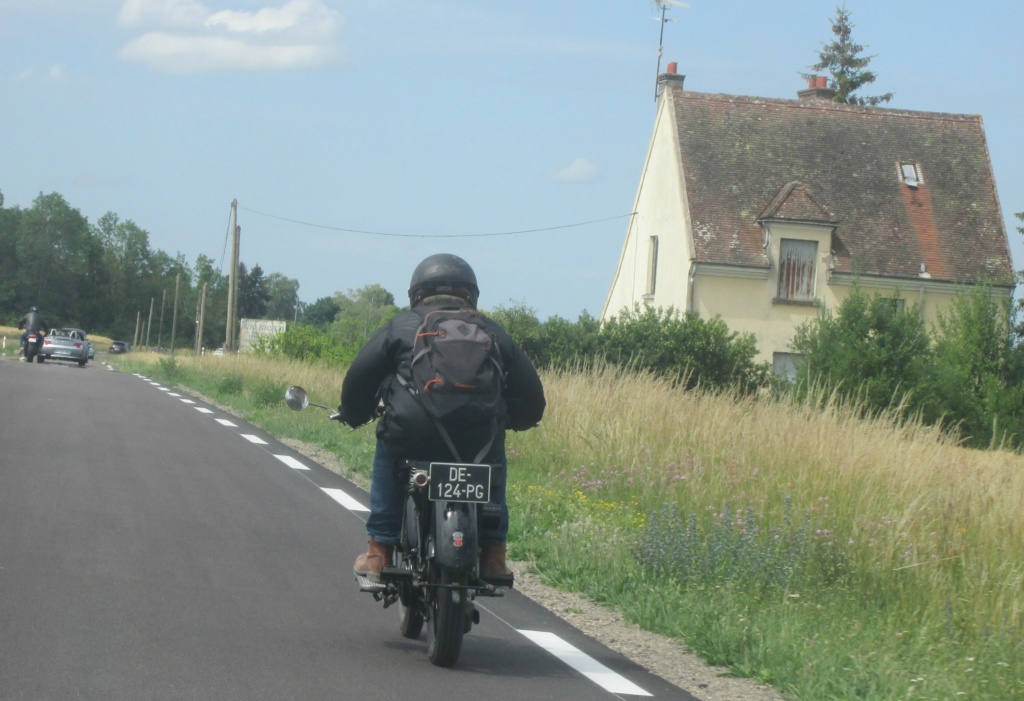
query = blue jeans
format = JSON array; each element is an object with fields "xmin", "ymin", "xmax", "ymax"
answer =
[{"xmin": 366, "ymin": 439, "xmax": 509, "ymax": 546}]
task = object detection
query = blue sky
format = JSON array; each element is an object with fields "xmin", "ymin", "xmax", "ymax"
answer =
[{"xmin": 3, "ymin": 0, "xmax": 1022, "ymax": 321}]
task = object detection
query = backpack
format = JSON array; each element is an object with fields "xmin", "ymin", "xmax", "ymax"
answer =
[{"xmin": 385, "ymin": 308, "xmax": 506, "ymax": 463}]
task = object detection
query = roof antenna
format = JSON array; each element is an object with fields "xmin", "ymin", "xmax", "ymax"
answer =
[{"xmin": 653, "ymin": 1, "xmax": 689, "ymax": 101}]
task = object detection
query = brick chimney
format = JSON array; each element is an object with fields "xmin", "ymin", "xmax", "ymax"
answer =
[
  {"xmin": 798, "ymin": 75, "xmax": 836, "ymax": 101},
  {"xmin": 656, "ymin": 61, "xmax": 686, "ymax": 98}
]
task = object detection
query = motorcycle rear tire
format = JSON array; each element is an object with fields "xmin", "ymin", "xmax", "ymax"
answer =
[
  {"xmin": 397, "ymin": 500, "xmax": 424, "ymax": 640},
  {"xmin": 398, "ymin": 590, "xmax": 424, "ymax": 640},
  {"xmin": 427, "ymin": 568, "xmax": 467, "ymax": 667}
]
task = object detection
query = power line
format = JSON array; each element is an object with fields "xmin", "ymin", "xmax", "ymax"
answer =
[{"xmin": 238, "ymin": 206, "xmax": 633, "ymax": 239}]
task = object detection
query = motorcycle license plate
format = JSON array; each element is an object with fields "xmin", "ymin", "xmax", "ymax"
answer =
[{"xmin": 428, "ymin": 463, "xmax": 491, "ymax": 504}]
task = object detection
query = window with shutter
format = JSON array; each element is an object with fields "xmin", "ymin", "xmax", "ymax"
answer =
[{"xmin": 778, "ymin": 239, "xmax": 817, "ymax": 301}]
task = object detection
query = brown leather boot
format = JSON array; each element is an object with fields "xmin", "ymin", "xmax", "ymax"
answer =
[
  {"xmin": 479, "ymin": 542, "xmax": 512, "ymax": 579},
  {"xmin": 353, "ymin": 537, "xmax": 394, "ymax": 580}
]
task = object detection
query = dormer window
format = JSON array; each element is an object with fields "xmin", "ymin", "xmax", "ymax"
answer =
[
  {"xmin": 900, "ymin": 162, "xmax": 921, "ymax": 188},
  {"xmin": 778, "ymin": 238, "xmax": 817, "ymax": 301}
]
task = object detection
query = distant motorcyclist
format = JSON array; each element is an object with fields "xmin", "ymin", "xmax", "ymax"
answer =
[{"xmin": 18, "ymin": 306, "xmax": 50, "ymax": 359}]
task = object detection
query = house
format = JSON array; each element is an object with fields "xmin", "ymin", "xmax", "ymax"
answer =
[{"xmin": 602, "ymin": 66, "xmax": 1016, "ymax": 376}]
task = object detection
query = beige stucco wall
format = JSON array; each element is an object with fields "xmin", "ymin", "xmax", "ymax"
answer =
[
  {"xmin": 695, "ymin": 266, "xmax": 986, "ymax": 364},
  {"xmin": 602, "ymin": 92, "xmax": 691, "ymax": 318}
]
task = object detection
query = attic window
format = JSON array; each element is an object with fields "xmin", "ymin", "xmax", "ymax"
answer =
[
  {"xmin": 900, "ymin": 162, "xmax": 921, "ymax": 188},
  {"xmin": 777, "ymin": 239, "xmax": 817, "ymax": 301}
]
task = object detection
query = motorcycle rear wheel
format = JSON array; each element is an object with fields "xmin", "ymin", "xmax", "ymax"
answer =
[
  {"xmin": 397, "ymin": 497, "xmax": 424, "ymax": 639},
  {"xmin": 426, "ymin": 568, "xmax": 467, "ymax": 667},
  {"xmin": 398, "ymin": 590, "xmax": 424, "ymax": 639}
]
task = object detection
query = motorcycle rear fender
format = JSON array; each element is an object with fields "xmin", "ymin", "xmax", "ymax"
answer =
[{"xmin": 432, "ymin": 501, "xmax": 478, "ymax": 572}]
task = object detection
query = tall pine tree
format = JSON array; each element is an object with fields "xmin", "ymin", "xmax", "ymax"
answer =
[{"xmin": 805, "ymin": 4, "xmax": 893, "ymax": 106}]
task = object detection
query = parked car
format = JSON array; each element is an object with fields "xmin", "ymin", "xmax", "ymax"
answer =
[
  {"xmin": 41, "ymin": 328, "xmax": 90, "ymax": 367},
  {"xmin": 109, "ymin": 340, "xmax": 130, "ymax": 354}
]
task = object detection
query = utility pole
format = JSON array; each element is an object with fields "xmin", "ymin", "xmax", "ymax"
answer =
[
  {"xmin": 196, "ymin": 282, "xmax": 207, "ymax": 356},
  {"xmin": 145, "ymin": 297, "xmax": 154, "ymax": 349},
  {"xmin": 133, "ymin": 311, "xmax": 141, "ymax": 349},
  {"xmin": 157, "ymin": 288, "xmax": 166, "ymax": 349},
  {"xmin": 225, "ymin": 199, "xmax": 240, "ymax": 353},
  {"xmin": 170, "ymin": 273, "xmax": 180, "ymax": 356}
]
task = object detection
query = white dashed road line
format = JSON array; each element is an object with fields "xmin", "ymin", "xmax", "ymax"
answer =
[
  {"xmin": 273, "ymin": 454, "xmax": 310, "ymax": 471},
  {"xmin": 518, "ymin": 630, "xmax": 652, "ymax": 696},
  {"xmin": 321, "ymin": 487, "xmax": 369, "ymax": 512}
]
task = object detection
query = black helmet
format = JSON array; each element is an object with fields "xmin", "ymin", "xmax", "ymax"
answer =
[{"xmin": 408, "ymin": 253, "xmax": 479, "ymax": 306}]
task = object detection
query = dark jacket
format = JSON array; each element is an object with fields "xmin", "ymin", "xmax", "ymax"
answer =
[
  {"xmin": 18, "ymin": 310, "xmax": 49, "ymax": 335},
  {"xmin": 340, "ymin": 295, "xmax": 546, "ymax": 462}
]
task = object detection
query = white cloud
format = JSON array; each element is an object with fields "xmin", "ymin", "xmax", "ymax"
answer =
[
  {"xmin": 47, "ymin": 64, "xmax": 69, "ymax": 81},
  {"xmin": 553, "ymin": 158, "xmax": 600, "ymax": 183},
  {"xmin": 118, "ymin": 0, "xmax": 209, "ymax": 30},
  {"xmin": 116, "ymin": 0, "xmax": 341, "ymax": 73},
  {"xmin": 207, "ymin": 0, "xmax": 337, "ymax": 38},
  {"xmin": 14, "ymin": 65, "xmax": 69, "ymax": 82}
]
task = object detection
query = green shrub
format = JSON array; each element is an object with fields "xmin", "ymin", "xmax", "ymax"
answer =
[
  {"xmin": 791, "ymin": 287, "xmax": 931, "ymax": 413},
  {"xmin": 599, "ymin": 304, "xmax": 771, "ymax": 392},
  {"xmin": 247, "ymin": 379, "xmax": 286, "ymax": 408},
  {"xmin": 216, "ymin": 373, "xmax": 244, "ymax": 395}
]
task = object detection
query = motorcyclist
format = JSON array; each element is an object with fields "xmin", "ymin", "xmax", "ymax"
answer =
[
  {"xmin": 338, "ymin": 254, "xmax": 546, "ymax": 581},
  {"xmin": 17, "ymin": 306, "xmax": 50, "ymax": 359}
]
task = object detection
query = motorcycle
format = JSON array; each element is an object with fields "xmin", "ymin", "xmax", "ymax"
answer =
[
  {"xmin": 284, "ymin": 386, "xmax": 512, "ymax": 667},
  {"xmin": 23, "ymin": 332, "xmax": 44, "ymax": 363}
]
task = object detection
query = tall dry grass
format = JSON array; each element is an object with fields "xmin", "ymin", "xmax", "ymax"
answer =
[{"xmin": 517, "ymin": 361, "xmax": 1024, "ymax": 635}]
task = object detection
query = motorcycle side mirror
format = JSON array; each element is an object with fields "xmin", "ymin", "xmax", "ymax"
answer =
[
  {"xmin": 285, "ymin": 386, "xmax": 310, "ymax": 411},
  {"xmin": 284, "ymin": 385, "xmax": 335, "ymax": 413}
]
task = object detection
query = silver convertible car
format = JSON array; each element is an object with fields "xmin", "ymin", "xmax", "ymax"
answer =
[{"xmin": 41, "ymin": 328, "xmax": 90, "ymax": 367}]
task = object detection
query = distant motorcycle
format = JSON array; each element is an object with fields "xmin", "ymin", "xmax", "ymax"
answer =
[
  {"xmin": 23, "ymin": 332, "xmax": 44, "ymax": 363},
  {"xmin": 284, "ymin": 386, "xmax": 511, "ymax": 667}
]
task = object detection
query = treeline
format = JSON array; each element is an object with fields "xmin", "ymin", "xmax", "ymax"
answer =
[{"xmin": 0, "ymin": 190, "xmax": 300, "ymax": 348}]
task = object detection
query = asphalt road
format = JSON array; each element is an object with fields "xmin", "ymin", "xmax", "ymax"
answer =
[{"xmin": 0, "ymin": 357, "xmax": 697, "ymax": 700}]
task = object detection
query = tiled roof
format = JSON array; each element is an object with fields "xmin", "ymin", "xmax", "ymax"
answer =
[{"xmin": 671, "ymin": 87, "xmax": 1015, "ymax": 285}]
